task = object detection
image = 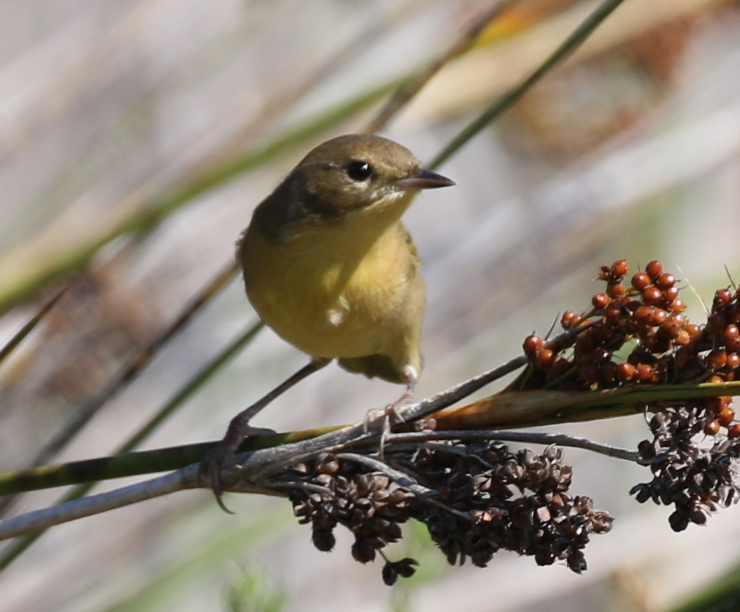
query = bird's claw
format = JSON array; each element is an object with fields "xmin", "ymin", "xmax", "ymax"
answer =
[
  {"xmin": 201, "ymin": 421, "xmax": 278, "ymax": 513},
  {"xmin": 200, "ymin": 441, "xmax": 239, "ymax": 514}
]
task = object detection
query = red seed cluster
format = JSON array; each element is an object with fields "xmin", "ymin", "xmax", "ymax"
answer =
[{"xmin": 521, "ymin": 259, "xmax": 738, "ymax": 436}]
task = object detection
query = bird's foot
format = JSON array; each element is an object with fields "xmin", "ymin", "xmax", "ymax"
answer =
[
  {"xmin": 200, "ymin": 423, "xmax": 275, "ymax": 513},
  {"xmin": 365, "ymin": 391, "xmax": 414, "ymax": 459}
]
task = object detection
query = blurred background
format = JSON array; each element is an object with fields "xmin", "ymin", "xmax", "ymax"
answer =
[{"xmin": 2, "ymin": 0, "xmax": 740, "ymax": 610}]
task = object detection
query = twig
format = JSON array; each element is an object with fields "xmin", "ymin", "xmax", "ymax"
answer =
[
  {"xmin": 0, "ymin": 325, "xmax": 592, "ymax": 497},
  {"xmin": 0, "ymin": 462, "xmax": 288, "ymax": 541},
  {"xmin": 383, "ymin": 430, "xmax": 639, "ymax": 462},
  {"xmin": 396, "ymin": 322, "xmax": 591, "ymax": 424},
  {"xmin": 0, "ymin": 323, "xmax": 657, "ymax": 539}
]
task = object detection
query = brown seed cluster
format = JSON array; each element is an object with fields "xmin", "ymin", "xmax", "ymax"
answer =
[
  {"xmin": 405, "ymin": 443, "xmax": 612, "ymax": 574},
  {"xmin": 521, "ymin": 259, "xmax": 740, "ymax": 530},
  {"xmin": 286, "ymin": 443, "xmax": 612, "ymax": 583},
  {"xmin": 288, "ymin": 452, "xmax": 413, "ymax": 582},
  {"xmin": 631, "ymin": 407, "xmax": 740, "ymax": 532}
]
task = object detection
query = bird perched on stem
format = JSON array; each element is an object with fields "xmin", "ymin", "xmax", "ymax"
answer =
[{"xmin": 202, "ymin": 134, "xmax": 455, "ymax": 510}]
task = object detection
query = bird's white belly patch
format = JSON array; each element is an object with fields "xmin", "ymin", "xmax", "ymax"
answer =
[{"xmin": 327, "ymin": 295, "xmax": 350, "ymax": 326}]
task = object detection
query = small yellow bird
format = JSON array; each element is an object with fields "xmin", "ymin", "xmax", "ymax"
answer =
[{"xmin": 203, "ymin": 134, "xmax": 454, "ymax": 504}]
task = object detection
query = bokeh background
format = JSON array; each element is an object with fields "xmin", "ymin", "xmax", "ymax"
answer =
[{"xmin": 2, "ymin": 0, "xmax": 740, "ymax": 610}]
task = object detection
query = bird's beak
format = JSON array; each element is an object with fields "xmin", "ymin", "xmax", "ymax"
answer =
[{"xmin": 395, "ymin": 167, "xmax": 455, "ymax": 191}]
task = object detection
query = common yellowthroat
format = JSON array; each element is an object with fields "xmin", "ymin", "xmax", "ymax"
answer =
[{"xmin": 203, "ymin": 134, "xmax": 454, "ymax": 505}]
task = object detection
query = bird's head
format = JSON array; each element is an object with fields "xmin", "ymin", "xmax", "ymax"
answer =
[{"xmin": 293, "ymin": 134, "xmax": 455, "ymax": 217}]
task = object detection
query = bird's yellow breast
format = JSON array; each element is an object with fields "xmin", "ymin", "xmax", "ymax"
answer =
[{"xmin": 239, "ymin": 204, "xmax": 424, "ymax": 363}]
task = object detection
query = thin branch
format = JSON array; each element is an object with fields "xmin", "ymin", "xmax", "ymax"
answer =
[
  {"xmin": 365, "ymin": 0, "xmax": 515, "ymax": 133},
  {"xmin": 189, "ymin": 333, "xmax": 599, "ymax": 486},
  {"xmin": 0, "ymin": 467, "xmax": 200, "ymax": 540},
  {"xmin": 0, "ymin": 286, "xmax": 67, "ymax": 365},
  {"xmin": 5, "ymin": 377, "xmax": 732, "ymax": 538},
  {"xmin": 9, "ymin": 341, "xmax": 740, "ymax": 500},
  {"xmin": 429, "ymin": 0, "xmax": 628, "ymax": 170},
  {"xmin": 335, "ymin": 453, "xmax": 420, "ymax": 489},
  {"xmin": 220, "ymin": 329, "xmax": 595, "ymax": 483},
  {"xmin": 383, "ymin": 430, "xmax": 639, "ymax": 462},
  {"xmin": 26, "ymin": 261, "xmax": 239, "ymax": 470}
]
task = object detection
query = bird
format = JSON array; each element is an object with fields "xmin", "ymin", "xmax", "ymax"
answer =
[{"xmin": 202, "ymin": 134, "xmax": 455, "ymax": 508}]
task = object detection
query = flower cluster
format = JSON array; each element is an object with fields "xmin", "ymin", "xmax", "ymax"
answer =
[{"xmin": 286, "ymin": 442, "xmax": 612, "ymax": 584}]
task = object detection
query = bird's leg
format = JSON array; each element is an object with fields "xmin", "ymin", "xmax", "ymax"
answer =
[
  {"xmin": 367, "ymin": 366, "xmax": 418, "ymax": 458},
  {"xmin": 201, "ymin": 358, "xmax": 329, "ymax": 512}
]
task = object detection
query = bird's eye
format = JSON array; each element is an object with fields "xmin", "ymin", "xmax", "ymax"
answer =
[{"xmin": 346, "ymin": 161, "xmax": 373, "ymax": 182}]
